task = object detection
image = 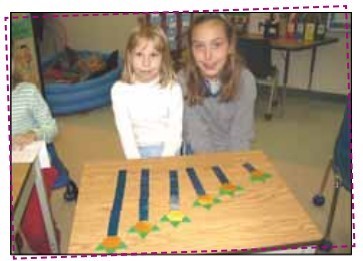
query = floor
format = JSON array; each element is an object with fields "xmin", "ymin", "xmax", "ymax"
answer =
[{"xmin": 31, "ymin": 89, "xmax": 351, "ymax": 254}]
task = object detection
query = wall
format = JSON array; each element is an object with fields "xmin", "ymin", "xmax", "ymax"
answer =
[
  {"xmin": 58, "ymin": 15, "xmax": 349, "ymax": 95},
  {"xmin": 59, "ymin": 15, "xmax": 140, "ymax": 56}
]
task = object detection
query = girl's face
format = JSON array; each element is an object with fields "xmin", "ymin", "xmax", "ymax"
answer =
[
  {"xmin": 191, "ymin": 20, "xmax": 231, "ymax": 81},
  {"xmin": 130, "ymin": 38, "xmax": 162, "ymax": 83}
]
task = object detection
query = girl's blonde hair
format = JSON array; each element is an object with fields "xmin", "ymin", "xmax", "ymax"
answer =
[
  {"xmin": 122, "ymin": 24, "xmax": 175, "ymax": 88},
  {"xmin": 11, "ymin": 45, "xmax": 26, "ymax": 88},
  {"xmin": 184, "ymin": 14, "xmax": 245, "ymax": 106}
]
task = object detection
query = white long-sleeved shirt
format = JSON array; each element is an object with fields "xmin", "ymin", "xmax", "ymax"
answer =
[{"xmin": 111, "ymin": 79, "xmax": 183, "ymax": 159}]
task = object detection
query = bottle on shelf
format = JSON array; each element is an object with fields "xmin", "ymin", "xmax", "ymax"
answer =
[
  {"xmin": 286, "ymin": 13, "xmax": 297, "ymax": 39},
  {"xmin": 278, "ymin": 13, "xmax": 288, "ymax": 38},
  {"xmin": 315, "ymin": 13, "xmax": 327, "ymax": 40},
  {"xmin": 295, "ymin": 13, "xmax": 306, "ymax": 41},
  {"xmin": 263, "ymin": 13, "xmax": 279, "ymax": 39},
  {"xmin": 304, "ymin": 13, "xmax": 317, "ymax": 42}
]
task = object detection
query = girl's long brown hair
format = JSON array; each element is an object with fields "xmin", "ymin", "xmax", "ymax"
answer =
[{"xmin": 185, "ymin": 14, "xmax": 245, "ymax": 106}]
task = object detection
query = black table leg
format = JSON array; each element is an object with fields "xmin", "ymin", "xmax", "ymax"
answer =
[
  {"xmin": 280, "ymin": 50, "xmax": 291, "ymax": 116},
  {"xmin": 307, "ymin": 46, "xmax": 317, "ymax": 91}
]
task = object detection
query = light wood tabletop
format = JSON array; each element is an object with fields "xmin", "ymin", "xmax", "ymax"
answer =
[
  {"xmin": 12, "ymin": 163, "xmax": 31, "ymax": 205},
  {"xmin": 68, "ymin": 151, "xmax": 322, "ymax": 254}
]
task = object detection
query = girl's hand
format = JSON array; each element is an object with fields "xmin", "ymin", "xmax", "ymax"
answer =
[{"xmin": 12, "ymin": 131, "xmax": 37, "ymax": 151}]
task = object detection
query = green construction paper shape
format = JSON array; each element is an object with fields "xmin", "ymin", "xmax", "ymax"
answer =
[
  {"xmin": 95, "ymin": 240, "xmax": 127, "ymax": 253},
  {"xmin": 182, "ymin": 216, "xmax": 191, "ymax": 222},
  {"xmin": 213, "ymin": 198, "xmax": 222, "ymax": 204},
  {"xmin": 171, "ymin": 221, "xmax": 180, "ymax": 227},
  {"xmin": 193, "ymin": 196, "xmax": 221, "ymax": 210},
  {"xmin": 152, "ymin": 226, "xmax": 160, "ymax": 232},
  {"xmin": 193, "ymin": 201, "xmax": 200, "ymax": 207},
  {"xmin": 160, "ymin": 215, "xmax": 169, "ymax": 222},
  {"xmin": 204, "ymin": 204, "xmax": 212, "ymax": 210},
  {"xmin": 220, "ymin": 185, "xmax": 244, "ymax": 197},
  {"xmin": 128, "ymin": 223, "xmax": 159, "ymax": 239},
  {"xmin": 95, "ymin": 245, "xmax": 104, "ymax": 251},
  {"xmin": 250, "ymin": 173, "xmax": 272, "ymax": 183},
  {"xmin": 160, "ymin": 211, "xmax": 192, "ymax": 227},
  {"xmin": 128, "ymin": 227, "xmax": 136, "ymax": 233},
  {"xmin": 220, "ymin": 189, "xmax": 233, "ymax": 196},
  {"xmin": 140, "ymin": 232, "xmax": 148, "ymax": 239}
]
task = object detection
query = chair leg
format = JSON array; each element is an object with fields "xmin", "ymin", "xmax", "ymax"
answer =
[
  {"xmin": 264, "ymin": 86, "xmax": 274, "ymax": 121},
  {"xmin": 264, "ymin": 74, "xmax": 278, "ymax": 121},
  {"xmin": 319, "ymin": 158, "xmax": 333, "ymax": 195},
  {"xmin": 313, "ymin": 158, "xmax": 333, "ymax": 206},
  {"xmin": 319, "ymin": 175, "xmax": 342, "ymax": 252}
]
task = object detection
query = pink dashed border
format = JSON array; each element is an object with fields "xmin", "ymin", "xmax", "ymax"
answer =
[{"xmin": 5, "ymin": 5, "xmax": 352, "ymax": 259}]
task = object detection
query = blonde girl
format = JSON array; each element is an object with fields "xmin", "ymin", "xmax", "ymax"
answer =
[{"xmin": 111, "ymin": 25, "xmax": 183, "ymax": 159}]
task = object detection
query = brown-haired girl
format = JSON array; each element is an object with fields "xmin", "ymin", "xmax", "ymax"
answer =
[{"xmin": 179, "ymin": 14, "xmax": 257, "ymax": 154}]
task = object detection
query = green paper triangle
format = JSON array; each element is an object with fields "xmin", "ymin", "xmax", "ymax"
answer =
[
  {"xmin": 140, "ymin": 232, "xmax": 148, "ymax": 238},
  {"xmin": 204, "ymin": 204, "xmax": 212, "ymax": 210},
  {"xmin": 160, "ymin": 215, "xmax": 169, "ymax": 222},
  {"xmin": 95, "ymin": 244, "xmax": 105, "ymax": 251},
  {"xmin": 220, "ymin": 189, "xmax": 234, "ymax": 196},
  {"xmin": 183, "ymin": 216, "xmax": 191, "ymax": 222},
  {"xmin": 152, "ymin": 226, "xmax": 160, "ymax": 232},
  {"xmin": 171, "ymin": 221, "xmax": 180, "ymax": 227},
  {"xmin": 128, "ymin": 227, "xmax": 136, "ymax": 233},
  {"xmin": 213, "ymin": 198, "xmax": 222, "ymax": 204},
  {"xmin": 106, "ymin": 248, "xmax": 115, "ymax": 254},
  {"xmin": 236, "ymin": 186, "xmax": 244, "ymax": 191}
]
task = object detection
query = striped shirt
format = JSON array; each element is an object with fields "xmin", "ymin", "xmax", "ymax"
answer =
[{"xmin": 11, "ymin": 82, "xmax": 58, "ymax": 143}]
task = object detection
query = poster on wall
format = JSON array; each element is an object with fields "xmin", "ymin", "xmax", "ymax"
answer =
[{"xmin": 11, "ymin": 13, "xmax": 42, "ymax": 90}]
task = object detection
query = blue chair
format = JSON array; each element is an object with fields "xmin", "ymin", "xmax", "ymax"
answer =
[{"xmin": 312, "ymin": 105, "xmax": 351, "ymax": 251}]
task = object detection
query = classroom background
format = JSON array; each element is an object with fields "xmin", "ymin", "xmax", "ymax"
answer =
[{"xmin": 11, "ymin": 12, "xmax": 351, "ymax": 254}]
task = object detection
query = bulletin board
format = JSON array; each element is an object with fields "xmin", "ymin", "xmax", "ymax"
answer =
[
  {"xmin": 11, "ymin": 13, "xmax": 43, "ymax": 90},
  {"xmin": 144, "ymin": 13, "xmax": 193, "ymax": 71}
]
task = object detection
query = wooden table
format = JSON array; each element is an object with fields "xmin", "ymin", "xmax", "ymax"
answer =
[
  {"xmin": 69, "ymin": 151, "xmax": 322, "ymax": 254},
  {"xmin": 238, "ymin": 35, "xmax": 339, "ymax": 115},
  {"xmin": 239, "ymin": 34, "xmax": 339, "ymax": 90},
  {"xmin": 270, "ymin": 37, "xmax": 338, "ymax": 92},
  {"xmin": 12, "ymin": 163, "xmax": 37, "ymax": 254},
  {"xmin": 12, "ymin": 158, "xmax": 59, "ymax": 254},
  {"xmin": 12, "ymin": 164, "xmax": 32, "ymax": 205}
]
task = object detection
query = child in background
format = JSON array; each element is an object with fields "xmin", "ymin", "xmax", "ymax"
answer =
[
  {"xmin": 111, "ymin": 25, "xmax": 183, "ymax": 159},
  {"xmin": 12, "ymin": 46, "xmax": 78, "ymax": 253},
  {"xmin": 179, "ymin": 14, "xmax": 257, "ymax": 154},
  {"xmin": 12, "ymin": 46, "xmax": 77, "ymax": 196}
]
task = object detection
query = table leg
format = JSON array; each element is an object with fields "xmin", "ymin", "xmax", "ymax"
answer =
[
  {"xmin": 308, "ymin": 46, "xmax": 317, "ymax": 91},
  {"xmin": 33, "ymin": 158, "xmax": 59, "ymax": 253},
  {"xmin": 280, "ymin": 50, "xmax": 291, "ymax": 116},
  {"xmin": 12, "ymin": 166, "xmax": 35, "ymax": 254}
]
